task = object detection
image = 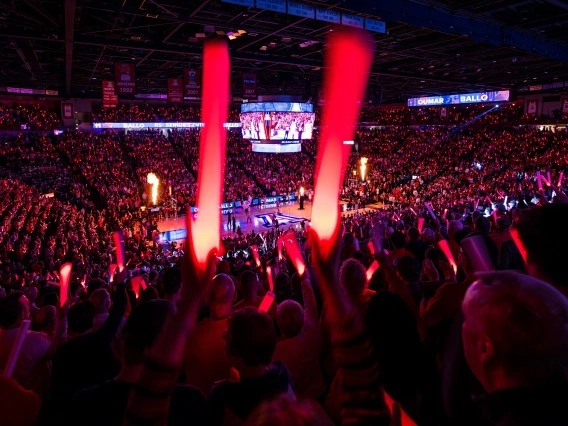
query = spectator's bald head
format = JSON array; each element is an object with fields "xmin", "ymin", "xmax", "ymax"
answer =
[
  {"xmin": 462, "ymin": 271, "xmax": 568, "ymax": 392},
  {"xmin": 90, "ymin": 288, "xmax": 111, "ymax": 314},
  {"xmin": 340, "ymin": 258, "xmax": 367, "ymax": 299},
  {"xmin": 208, "ymin": 274, "xmax": 235, "ymax": 317}
]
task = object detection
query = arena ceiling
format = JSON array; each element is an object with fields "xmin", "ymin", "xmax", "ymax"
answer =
[{"xmin": 1, "ymin": 0, "xmax": 568, "ymax": 103}]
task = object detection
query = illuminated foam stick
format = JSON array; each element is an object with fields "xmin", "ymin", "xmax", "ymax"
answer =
[
  {"xmin": 558, "ymin": 172, "xmax": 564, "ymax": 188},
  {"xmin": 3, "ymin": 320, "xmax": 31, "ymax": 378},
  {"xmin": 109, "ymin": 263, "xmax": 117, "ymax": 283},
  {"xmin": 383, "ymin": 390, "xmax": 417, "ymax": 426},
  {"xmin": 460, "ymin": 235, "xmax": 494, "ymax": 273},
  {"xmin": 284, "ymin": 236, "xmax": 306, "ymax": 276},
  {"xmin": 266, "ymin": 265, "xmax": 274, "ymax": 292},
  {"xmin": 59, "ymin": 262, "xmax": 72, "ymax": 307},
  {"xmin": 277, "ymin": 235, "xmax": 285, "ymax": 260},
  {"xmin": 424, "ymin": 202, "xmax": 437, "ymax": 221},
  {"xmin": 366, "ymin": 260, "xmax": 379, "ymax": 284},
  {"xmin": 437, "ymin": 239, "xmax": 458, "ymax": 274},
  {"xmin": 188, "ymin": 39, "xmax": 229, "ymax": 275},
  {"xmin": 131, "ymin": 275, "xmax": 145, "ymax": 298},
  {"xmin": 147, "ymin": 173, "xmax": 159, "ymax": 205},
  {"xmin": 442, "ymin": 208, "xmax": 448, "ymax": 220},
  {"xmin": 547, "ymin": 171, "xmax": 552, "ymax": 186},
  {"xmin": 417, "ymin": 217, "xmax": 425, "ymax": 233},
  {"xmin": 510, "ymin": 227, "xmax": 528, "ymax": 264},
  {"xmin": 113, "ymin": 231, "xmax": 126, "ymax": 272},
  {"xmin": 258, "ymin": 291, "xmax": 275, "ymax": 313},
  {"xmin": 251, "ymin": 245, "xmax": 261, "ymax": 268},
  {"xmin": 537, "ymin": 171, "xmax": 543, "ymax": 191},
  {"xmin": 310, "ymin": 28, "xmax": 374, "ymax": 260}
]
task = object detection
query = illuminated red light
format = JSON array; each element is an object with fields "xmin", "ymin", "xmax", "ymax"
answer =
[
  {"xmin": 189, "ymin": 39, "xmax": 230, "ymax": 273},
  {"xmin": 113, "ymin": 231, "xmax": 126, "ymax": 272},
  {"xmin": 284, "ymin": 236, "xmax": 306, "ymax": 276},
  {"xmin": 258, "ymin": 291, "xmax": 275, "ymax": 313},
  {"xmin": 437, "ymin": 239, "xmax": 458, "ymax": 274},
  {"xmin": 266, "ymin": 265, "xmax": 274, "ymax": 292},
  {"xmin": 417, "ymin": 217, "xmax": 425, "ymax": 232},
  {"xmin": 366, "ymin": 260, "xmax": 379, "ymax": 283},
  {"xmin": 510, "ymin": 227, "xmax": 528, "ymax": 263},
  {"xmin": 59, "ymin": 262, "xmax": 72, "ymax": 307},
  {"xmin": 251, "ymin": 245, "xmax": 261, "ymax": 268},
  {"xmin": 311, "ymin": 28, "xmax": 374, "ymax": 259}
]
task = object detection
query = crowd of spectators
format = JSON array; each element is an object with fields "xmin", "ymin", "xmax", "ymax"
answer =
[
  {"xmin": 92, "ymin": 104, "xmax": 240, "ymax": 123},
  {"xmin": 1, "ymin": 100, "xmax": 568, "ymax": 425},
  {"xmin": 0, "ymin": 104, "xmax": 61, "ymax": 130}
]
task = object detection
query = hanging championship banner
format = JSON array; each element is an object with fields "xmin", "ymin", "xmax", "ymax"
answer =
[
  {"xmin": 168, "ymin": 78, "xmax": 183, "ymax": 103},
  {"xmin": 527, "ymin": 100, "xmax": 538, "ymax": 115},
  {"xmin": 184, "ymin": 69, "xmax": 201, "ymax": 98},
  {"xmin": 114, "ymin": 63, "xmax": 136, "ymax": 94},
  {"xmin": 242, "ymin": 73, "xmax": 257, "ymax": 99},
  {"xmin": 61, "ymin": 102, "xmax": 73, "ymax": 119},
  {"xmin": 102, "ymin": 80, "xmax": 118, "ymax": 108}
]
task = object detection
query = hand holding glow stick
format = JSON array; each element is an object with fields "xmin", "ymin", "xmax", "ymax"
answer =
[
  {"xmin": 437, "ymin": 239, "xmax": 458, "ymax": 274},
  {"xmin": 251, "ymin": 245, "xmax": 261, "ymax": 268},
  {"xmin": 131, "ymin": 275, "xmax": 145, "ymax": 298},
  {"xmin": 113, "ymin": 231, "xmax": 126, "ymax": 272},
  {"xmin": 109, "ymin": 263, "xmax": 117, "ymax": 283},
  {"xmin": 4, "ymin": 320, "xmax": 31, "ymax": 377},
  {"xmin": 188, "ymin": 39, "xmax": 229, "ymax": 278},
  {"xmin": 284, "ymin": 236, "xmax": 306, "ymax": 277},
  {"xmin": 59, "ymin": 262, "xmax": 72, "ymax": 307},
  {"xmin": 310, "ymin": 28, "xmax": 374, "ymax": 260}
]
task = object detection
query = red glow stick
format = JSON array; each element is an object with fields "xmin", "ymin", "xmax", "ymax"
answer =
[
  {"xmin": 510, "ymin": 227, "xmax": 528, "ymax": 263},
  {"xmin": 109, "ymin": 263, "xmax": 117, "ymax": 283},
  {"xmin": 59, "ymin": 262, "xmax": 72, "ymax": 307},
  {"xmin": 258, "ymin": 291, "xmax": 275, "ymax": 313},
  {"xmin": 189, "ymin": 39, "xmax": 229, "ymax": 275},
  {"xmin": 251, "ymin": 245, "xmax": 261, "ymax": 268},
  {"xmin": 558, "ymin": 172, "xmax": 564, "ymax": 188},
  {"xmin": 284, "ymin": 236, "xmax": 306, "ymax": 276},
  {"xmin": 417, "ymin": 217, "xmax": 425, "ymax": 232},
  {"xmin": 266, "ymin": 265, "xmax": 274, "ymax": 292},
  {"xmin": 366, "ymin": 260, "xmax": 379, "ymax": 284},
  {"xmin": 113, "ymin": 231, "xmax": 126, "ymax": 272},
  {"xmin": 367, "ymin": 240, "xmax": 376, "ymax": 255},
  {"xmin": 131, "ymin": 275, "xmax": 145, "ymax": 298},
  {"xmin": 383, "ymin": 390, "xmax": 417, "ymax": 426},
  {"xmin": 443, "ymin": 208, "xmax": 448, "ymax": 220},
  {"xmin": 310, "ymin": 28, "xmax": 374, "ymax": 260},
  {"xmin": 277, "ymin": 237, "xmax": 284, "ymax": 260},
  {"xmin": 537, "ymin": 171, "xmax": 543, "ymax": 191},
  {"xmin": 437, "ymin": 239, "xmax": 458, "ymax": 274},
  {"xmin": 409, "ymin": 207, "xmax": 417, "ymax": 216},
  {"xmin": 547, "ymin": 171, "xmax": 552, "ymax": 185},
  {"xmin": 4, "ymin": 320, "xmax": 31, "ymax": 378}
]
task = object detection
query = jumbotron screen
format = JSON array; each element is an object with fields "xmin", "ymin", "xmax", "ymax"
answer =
[{"xmin": 239, "ymin": 102, "xmax": 315, "ymax": 153}]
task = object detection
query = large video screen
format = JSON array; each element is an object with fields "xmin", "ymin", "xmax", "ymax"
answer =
[
  {"xmin": 240, "ymin": 112, "xmax": 315, "ymax": 141},
  {"xmin": 407, "ymin": 90, "xmax": 510, "ymax": 107}
]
